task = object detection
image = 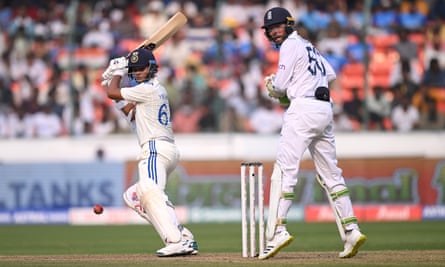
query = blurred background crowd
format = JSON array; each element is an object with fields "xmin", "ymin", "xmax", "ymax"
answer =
[{"xmin": 0, "ymin": 0, "xmax": 444, "ymax": 138}]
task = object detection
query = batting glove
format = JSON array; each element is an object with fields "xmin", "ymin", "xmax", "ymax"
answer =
[
  {"xmin": 101, "ymin": 78, "xmax": 111, "ymax": 87},
  {"xmin": 102, "ymin": 56, "xmax": 128, "ymax": 78},
  {"xmin": 102, "ymin": 66, "xmax": 113, "ymax": 81},
  {"xmin": 110, "ymin": 56, "xmax": 128, "ymax": 77}
]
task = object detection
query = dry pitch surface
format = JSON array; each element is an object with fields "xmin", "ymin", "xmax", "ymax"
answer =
[{"xmin": 1, "ymin": 250, "xmax": 444, "ymax": 267}]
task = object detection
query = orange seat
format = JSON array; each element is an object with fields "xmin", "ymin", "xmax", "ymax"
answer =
[
  {"xmin": 368, "ymin": 34, "xmax": 399, "ymax": 50},
  {"xmin": 429, "ymin": 88, "xmax": 445, "ymax": 112},
  {"xmin": 370, "ymin": 74, "xmax": 390, "ymax": 88},
  {"xmin": 369, "ymin": 61, "xmax": 393, "ymax": 76},
  {"xmin": 339, "ymin": 75, "xmax": 364, "ymax": 90},
  {"xmin": 338, "ymin": 87, "xmax": 354, "ymax": 102},
  {"xmin": 369, "ymin": 59, "xmax": 393, "ymax": 88},
  {"xmin": 409, "ymin": 33, "xmax": 426, "ymax": 46},
  {"xmin": 347, "ymin": 34, "xmax": 359, "ymax": 44},
  {"xmin": 340, "ymin": 62, "xmax": 365, "ymax": 90},
  {"xmin": 341, "ymin": 62, "xmax": 365, "ymax": 77}
]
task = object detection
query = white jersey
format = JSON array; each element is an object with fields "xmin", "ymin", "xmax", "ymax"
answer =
[
  {"xmin": 273, "ymin": 31, "xmax": 336, "ymax": 100},
  {"xmin": 121, "ymin": 77, "xmax": 174, "ymax": 147}
]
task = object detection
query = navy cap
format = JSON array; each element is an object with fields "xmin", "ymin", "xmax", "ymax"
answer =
[
  {"xmin": 262, "ymin": 7, "xmax": 295, "ymax": 29},
  {"xmin": 128, "ymin": 48, "xmax": 157, "ymax": 68}
]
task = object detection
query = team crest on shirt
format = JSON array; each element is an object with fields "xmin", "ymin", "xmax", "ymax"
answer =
[
  {"xmin": 130, "ymin": 52, "xmax": 139, "ymax": 63},
  {"xmin": 279, "ymin": 64, "xmax": 285, "ymax": 70}
]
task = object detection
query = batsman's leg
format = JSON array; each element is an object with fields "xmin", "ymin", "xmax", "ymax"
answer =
[
  {"xmin": 136, "ymin": 182, "xmax": 194, "ymax": 257},
  {"xmin": 123, "ymin": 184, "xmax": 198, "ymax": 254},
  {"xmin": 123, "ymin": 183, "xmax": 150, "ymax": 222}
]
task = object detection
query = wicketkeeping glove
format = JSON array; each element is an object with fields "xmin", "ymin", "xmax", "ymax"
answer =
[
  {"xmin": 278, "ymin": 95, "xmax": 290, "ymax": 106},
  {"xmin": 264, "ymin": 74, "xmax": 285, "ymax": 99}
]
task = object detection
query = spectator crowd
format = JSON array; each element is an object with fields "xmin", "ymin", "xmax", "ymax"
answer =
[{"xmin": 0, "ymin": 0, "xmax": 445, "ymax": 138}]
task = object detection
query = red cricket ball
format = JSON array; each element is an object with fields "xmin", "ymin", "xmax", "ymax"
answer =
[{"xmin": 93, "ymin": 204, "xmax": 104, "ymax": 215}]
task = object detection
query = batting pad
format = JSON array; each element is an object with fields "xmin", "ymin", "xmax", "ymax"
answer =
[{"xmin": 139, "ymin": 186, "xmax": 181, "ymax": 244}]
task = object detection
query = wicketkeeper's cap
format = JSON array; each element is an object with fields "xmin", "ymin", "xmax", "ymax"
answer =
[{"xmin": 262, "ymin": 7, "xmax": 295, "ymax": 29}]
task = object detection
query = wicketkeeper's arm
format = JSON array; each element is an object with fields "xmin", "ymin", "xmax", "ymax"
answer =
[{"xmin": 265, "ymin": 74, "xmax": 290, "ymax": 106}]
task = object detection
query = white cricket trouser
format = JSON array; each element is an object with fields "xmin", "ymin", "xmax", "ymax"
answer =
[
  {"xmin": 276, "ymin": 98, "xmax": 356, "ymax": 228},
  {"xmin": 277, "ymin": 98, "xmax": 342, "ymax": 191},
  {"xmin": 138, "ymin": 139, "xmax": 179, "ymax": 191},
  {"xmin": 137, "ymin": 139, "xmax": 183, "ymax": 240}
]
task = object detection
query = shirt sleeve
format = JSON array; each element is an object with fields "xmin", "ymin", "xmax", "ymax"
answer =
[
  {"xmin": 273, "ymin": 38, "xmax": 300, "ymax": 93},
  {"xmin": 121, "ymin": 83, "xmax": 150, "ymax": 103}
]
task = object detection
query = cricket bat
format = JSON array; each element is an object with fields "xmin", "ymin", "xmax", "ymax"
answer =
[
  {"xmin": 102, "ymin": 12, "xmax": 187, "ymax": 85},
  {"xmin": 135, "ymin": 11, "xmax": 188, "ymax": 51}
]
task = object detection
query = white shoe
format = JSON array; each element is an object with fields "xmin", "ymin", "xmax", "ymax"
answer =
[
  {"xmin": 156, "ymin": 239, "xmax": 195, "ymax": 257},
  {"xmin": 122, "ymin": 184, "xmax": 150, "ymax": 221},
  {"xmin": 258, "ymin": 230, "xmax": 294, "ymax": 260},
  {"xmin": 181, "ymin": 227, "xmax": 198, "ymax": 255},
  {"xmin": 339, "ymin": 229, "xmax": 367, "ymax": 258}
]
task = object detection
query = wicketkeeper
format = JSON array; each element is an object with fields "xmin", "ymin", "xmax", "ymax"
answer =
[{"xmin": 259, "ymin": 7, "xmax": 367, "ymax": 260}]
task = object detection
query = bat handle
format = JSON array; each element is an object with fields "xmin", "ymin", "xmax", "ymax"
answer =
[{"xmin": 146, "ymin": 43, "xmax": 156, "ymax": 50}]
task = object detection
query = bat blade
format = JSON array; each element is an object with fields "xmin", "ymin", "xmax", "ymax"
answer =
[{"xmin": 137, "ymin": 11, "xmax": 188, "ymax": 51}]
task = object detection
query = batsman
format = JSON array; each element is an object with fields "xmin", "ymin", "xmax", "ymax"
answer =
[
  {"xmin": 102, "ymin": 47, "xmax": 198, "ymax": 257},
  {"xmin": 259, "ymin": 7, "xmax": 367, "ymax": 260}
]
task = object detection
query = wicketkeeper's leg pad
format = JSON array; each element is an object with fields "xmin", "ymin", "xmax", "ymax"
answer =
[
  {"xmin": 266, "ymin": 163, "xmax": 295, "ymax": 241},
  {"xmin": 329, "ymin": 185, "xmax": 358, "ymax": 230},
  {"xmin": 317, "ymin": 174, "xmax": 358, "ymax": 236}
]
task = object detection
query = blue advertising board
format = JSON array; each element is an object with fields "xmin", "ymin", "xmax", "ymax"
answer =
[{"xmin": 0, "ymin": 162, "xmax": 125, "ymax": 211}]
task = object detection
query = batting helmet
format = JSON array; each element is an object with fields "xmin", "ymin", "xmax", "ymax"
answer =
[{"xmin": 127, "ymin": 48, "xmax": 158, "ymax": 80}]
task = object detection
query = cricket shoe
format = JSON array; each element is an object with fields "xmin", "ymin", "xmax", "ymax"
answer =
[
  {"xmin": 258, "ymin": 230, "xmax": 294, "ymax": 260},
  {"xmin": 156, "ymin": 239, "xmax": 195, "ymax": 257},
  {"xmin": 339, "ymin": 229, "xmax": 367, "ymax": 258},
  {"xmin": 181, "ymin": 226, "xmax": 199, "ymax": 255},
  {"xmin": 122, "ymin": 184, "xmax": 150, "ymax": 222}
]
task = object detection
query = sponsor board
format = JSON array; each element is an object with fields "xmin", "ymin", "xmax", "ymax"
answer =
[
  {"xmin": 423, "ymin": 205, "xmax": 445, "ymax": 220},
  {"xmin": 0, "ymin": 162, "xmax": 125, "ymax": 211},
  {"xmin": 187, "ymin": 206, "xmax": 304, "ymax": 223},
  {"xmin": 306, "ymin": 204, "xmax": 422, "ymax": 222},
  {"xmin": 70, "ymin": 207, "xmax": 146, "ymax": 225},
  {"xmin": 0, "ymin": 210, "xmax": 69, "ymax": 224},
  {"xmin": 69, "ymin": 206, "xmax": 188, "ymax": 225}
]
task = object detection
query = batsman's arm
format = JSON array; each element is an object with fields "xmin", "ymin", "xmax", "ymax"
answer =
[
  {"xmin": 106, "ymin": 76, "xmax": 124, "ymax": 101},
  {"xmin": 113, "ymin": 100, "xmax": 136, "ymax": 129}
]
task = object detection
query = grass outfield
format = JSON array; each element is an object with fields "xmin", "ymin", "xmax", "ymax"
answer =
[{"xmin": 0, "ymin": 221, "xmax": 444, "ymax": 267}]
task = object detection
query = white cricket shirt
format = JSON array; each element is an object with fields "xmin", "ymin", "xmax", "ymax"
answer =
[
  {"xmin": 273, "ymin": 31, "xmax": 336, "ymax": 100},
  {"xmin": 120, "ymin": 78, "xmax": 174, "ymax": 147}
]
